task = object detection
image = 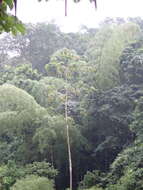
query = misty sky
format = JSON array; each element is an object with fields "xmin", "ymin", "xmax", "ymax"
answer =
[{"xmin": 16, "ymin": 0, "xmax": 143, "ymax": 32}]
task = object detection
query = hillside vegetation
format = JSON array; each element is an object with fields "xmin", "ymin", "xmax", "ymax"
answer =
[{"xmin": 0, "ymin": 17, "xmax": 143, "ymax": 190}]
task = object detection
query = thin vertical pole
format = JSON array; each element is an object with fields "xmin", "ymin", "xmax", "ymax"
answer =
[{"xmin": 65, "ymin": 68, "xmax": 72, "ymax": 190}]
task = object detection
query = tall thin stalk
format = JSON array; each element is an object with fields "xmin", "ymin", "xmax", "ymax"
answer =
[{"xmin": 65, "ymin": 68, "xmax": 72, "ymax": 190}]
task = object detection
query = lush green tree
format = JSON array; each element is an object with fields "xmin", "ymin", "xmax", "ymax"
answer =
[
  {"xmin": 85, "ymin": 25, "xmax": 113, "ymax": 64},
  {"xmin": 10, "ymin": 175, "xmax": 54, "ymax": 190},
  {"xmin": 0, "ymin": 84, "xmax": 48, "ymax": 163},
  {"xmin": 79, "ymin": 170, "xmax": 105, "ymax": 189},
  {"xmin": 101, "ymin": 96, "xmax": 143, "ymax": 190},
  {"xmin": 0, "ymin": 161, "xmax": 25, "ymax": 190},
  {"xmin": 25, "ymin": 161, "xmax": 58, "ymax": 179},
  {"xmin": 28, "ymin": 77, "xmax": 68, "ymax": 113},
  {"xmin": 0, "ymin": 0, "xmax": 25, "ymax": 34},
  {"xmin": 86, "ymin": 23, "xmax": 140, "ymax": 90},
  {"xmin": 0, "ymin": 161, "xmax": 57, "ymax": 190},
  {"xmin": 4, "ymin": 24, "xmax": 65, "ymax": 72},
  {"xmin": 33, "ymin": 114, "xmax": 86, "ymax": 188},
  {"xmin": 120, "ymin": 42, "xmax": 143, "ymax": 85},
  {"xmin": 45, "ymin": 48, "xmax": 90, "ymax": 189}
]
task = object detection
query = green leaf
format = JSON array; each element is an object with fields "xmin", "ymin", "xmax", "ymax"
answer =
[
  {"xmin": 15, "ymin": 22, "xmax": 25, "ymax": 34},
  {"xmin": 5, "ymin": 0, "xmax": 13, "ymax": 9}
]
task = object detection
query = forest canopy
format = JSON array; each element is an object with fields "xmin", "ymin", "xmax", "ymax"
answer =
[{"xmin": 1, "ymin": 17, "xmax": 143, "ymax": 190}]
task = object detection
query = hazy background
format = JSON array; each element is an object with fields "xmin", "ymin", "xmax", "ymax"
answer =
[{"xmin": 16, "ymin": 0, "xmax": 143, "ymax": 32}]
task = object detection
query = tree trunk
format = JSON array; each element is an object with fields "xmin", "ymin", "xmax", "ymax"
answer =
[{"xmin": 65, "ymin": 69, "xmax": 72, "ymax": 190}]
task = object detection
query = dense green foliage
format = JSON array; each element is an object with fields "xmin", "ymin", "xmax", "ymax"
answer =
[
  {"xmin": 11, "ymin": 175, "xmax": 54, "ymax": 190},
  {"xmin": 0, "ymin": 0, "xmax": 25, "ymax": 34},
  {"xmin": 1, "ymin": 17, "xmax": 143, "ymax": 190}
]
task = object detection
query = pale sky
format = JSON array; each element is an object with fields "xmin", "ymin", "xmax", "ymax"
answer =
[{"xmin": 16, "ymin": 0, "xmax": 143, "ymax": 32}]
